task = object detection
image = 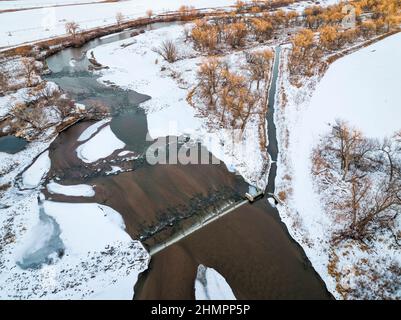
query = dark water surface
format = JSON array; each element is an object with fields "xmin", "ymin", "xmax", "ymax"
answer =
[{"xmin": 0, "ymin": 135, "xmax": 28, "ymax": 154}]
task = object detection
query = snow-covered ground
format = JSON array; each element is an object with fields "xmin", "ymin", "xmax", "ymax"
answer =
[
  {"xmin": 0, "ymin": 195, "xmax": 148, "ymax": 299},
  {"xmin": 90, "ymin": 23, "xmax": 269, "ymax": 188},
  {"xmin": 0, "ymin": 0, "xmax": 235, "ymax": 47},
  {"xmin": 194, "ymin": 264, "xmax": 236, "ymax": 300},
  {"xmin": 21, "ymin": 151, "xmax": 51, "ymax": 189},
  {"xmin": 0, "ymin": 0, "xmax": 104, "ymax": 11},
  {"xmin": 1, "ymin": 133, "xmax": 148, "ymax": 299},
  {"xmin": 76, "ymin": 124, "xmax": 125, "ymax": 163},
  {"xmin": 274, "ymin": 32, "xmax": 401, "ymax": 299}
]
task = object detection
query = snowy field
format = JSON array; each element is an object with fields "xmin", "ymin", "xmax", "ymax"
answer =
[
  {"xmin": 275, "ymin": 32, "xmax": 401, "ymax": 298},
  {"xmin": 0, "ymin": 0, "xmax": 235, "ymax": 47},
  {"xmin": 0, "ymin": 0, "xmax": 104, "ymax": 11},
  {"xmin": 0, "ymin": 0, "xmax": 340, "ymax": 48},
  {"xmin": 76, "ymin": 124, "xmax": 125, "ymax": 163}
]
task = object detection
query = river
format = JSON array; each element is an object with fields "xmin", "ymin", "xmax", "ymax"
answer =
[{"xmin": 43, "ymin": 22, "xmax": 332, "ymax": 299}]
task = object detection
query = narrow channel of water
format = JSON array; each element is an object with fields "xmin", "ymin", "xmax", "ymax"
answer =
[{"xmin": 266, "ymin": 46, "xmax": 281, "ymax": 194}]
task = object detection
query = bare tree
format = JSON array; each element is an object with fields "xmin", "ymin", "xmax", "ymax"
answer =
[
  {"xmin": 146, "ymin": 9, "xmax": 153, "ymax": 19},
  {"xmin": 327, "ymin": 120, "xmax": 366, "ymax": 180},
  {"xmin": 153, "ymin": 40, "xmax": 178, "ymax": 63},
  {"xmin": 65, "ymin": 21, "xmax": 79, "ymax": 38},
  {"xmin": 245, "ymin": 49, "xmax": 274, "ymax": 90},
  {"xmin": 116, "ymin": 12, "xmax": 124, "ymax": 26},
  {"xmin": 313, "ymin": 120, "xmax": 401, "ymax": 243},
  {"xmin": 21, "ymin": 58, "xmax": 39, "ymax": 87},
  {"xmin": 190, "ymin": 57, "xmax": 226, "ymax": 111},
  {"xmin": 334, "ymin": 176, "xmax": 401, "ymax": 243}
]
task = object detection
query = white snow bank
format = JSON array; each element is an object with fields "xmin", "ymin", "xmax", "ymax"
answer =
[
  {"xmin": 195, "ymin": 264, "xmax": 236, "ymax": 300},
  {"xmin": 47, "ymin": 181, "xmax": 95, "ymax": 197},
  {"xmin": 77, "ymin": 118, "xmax": 110, "ymax": 142},
  {"xmin": 0, "ymin": 197, "xmax": 148, "ymax": 300},
  {"xmin": 76, "ymin": 125, "xmax": 125, "ymax": 163},
  {"xmin": 21, "ymin": 151, "xmax": 51, "ymax": 189}
]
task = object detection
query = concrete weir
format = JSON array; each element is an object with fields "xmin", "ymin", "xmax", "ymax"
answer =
[{"xmin": 148, "ymin": 199, "xmax": 249, "ymax": 256}]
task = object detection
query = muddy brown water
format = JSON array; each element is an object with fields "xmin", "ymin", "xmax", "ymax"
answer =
[
  {"xmin": 44, "ymin": 23, "xmax": 332, "ymax": 300},
  {"xmin": 135, "ymin": 201, "xmax": 331, "ymax": 300}
]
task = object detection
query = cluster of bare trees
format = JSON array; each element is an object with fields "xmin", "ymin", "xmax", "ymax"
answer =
[
  {"xmin": 245, "ymin": 49, "xmax": 274, "ymax": 90},
  {"xmin": 189, "ymin": 10, "xmax": 300, "ymax": 53},
  {"xmin": 65, "ymin": 21, "xmax": 80, "ymax": 38},
  {"xmin": 312, "ymin": 120, "xmax": 401, "ymax": 244},
  {"xmin": 11, "ymin": 84, "xmax": 76, "ymax": 131},
  {"xmin": 190, "ymin": 18, "xmax": 248, "ymax": 52},
  {"xmin": 178, "ymin": 5, "xmax": 197, "ymax": 20},
  {"xmin": 303, "ymin": 0, "xmax": 400, "ymax": 31},
  {"xmin": 1, "ymin": 57, "xmax": 42, "ymax": 96},
  {"xmin": 188, "ymin": 49, "xmax": 273, "ymax": 132}
]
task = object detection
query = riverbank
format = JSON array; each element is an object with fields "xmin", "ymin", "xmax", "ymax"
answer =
[{"xmin": 274, "ymin": 31, "xmax": 401, "ymax": 299}]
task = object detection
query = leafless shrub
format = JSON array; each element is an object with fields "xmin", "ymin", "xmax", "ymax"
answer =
[
  {"xmin": 21, "ymin": 58, "xmax": 39, "ymax": 87},
  {"xmin": 153, "ymin": 40, "xmax": 178, "ymax": 63}
]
